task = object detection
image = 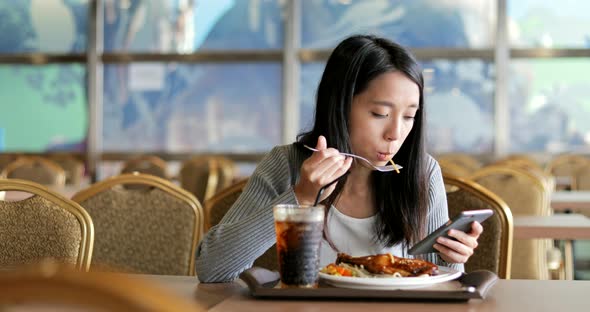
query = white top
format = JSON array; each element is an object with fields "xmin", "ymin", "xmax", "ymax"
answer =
[{"xmin": 319, "ymin": 205, "xmax": 403, "ymax": 267}]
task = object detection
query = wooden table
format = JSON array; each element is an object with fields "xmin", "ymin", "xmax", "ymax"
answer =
[
  {"xmin": 514, "ymin": 214, "xmax": 590, "ymax": 280},
  {"xmin": 551, "ymin": 191, "xmax": 590, "ymax": 214},
  {"xmin": 514, "ymin": 214, "xmax": 590, "ymax": 240},
  {"xmin": 198, "ymin": 279, "xmax": 589, "ymax": 312},
  {"xmin": 6, "ymin": 273, "xmax": 589, "ymax": 311},
  {"xmin": 141, "ymin": 274, "xmax": 245, "ymax": 310}
]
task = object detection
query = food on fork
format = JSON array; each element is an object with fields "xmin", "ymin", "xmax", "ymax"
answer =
[{"xmin": 321, "ymin": 253, "xmax": 439, "ymax": 278}]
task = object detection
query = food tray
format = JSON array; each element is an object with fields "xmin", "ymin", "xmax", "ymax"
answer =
[{"xmin": 240, "ymin": 267, "xmax": 497, "ymax": 302}]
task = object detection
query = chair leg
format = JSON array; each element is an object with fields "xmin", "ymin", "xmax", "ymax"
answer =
[{"xmin": 564, "ymin": 240, "xmax": 575, "ymax": 280}]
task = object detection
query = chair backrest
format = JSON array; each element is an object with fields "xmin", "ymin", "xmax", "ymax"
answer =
[
  {"xmin": 496, "ymin": 161, "xmax": 556, "ymax": 199},
  {"xmin": 0, "ymin": 260, "xmax": 204, "ymax": 312},
  {"xmin": 72, "ymin": 173, "xmax": 204, "ymax": 275},
  {"xmin": 49, "ymin": 154, "xmax": 85, "ymax": 185},
  {"xmin": 501, "ymin": 154, "xmax": 542, "ymax": 170},
  {"xmin": 0, "ymin": 153, "xmax": 20, "ymax": 172},
  {"xmin": 179, "ymin": 156, "xmax": 219, "ymax": 204},
  {"xmin": 545, "ymin": 154, "xmax": 590, "ymax": 190},
  {"xmin": 438, "ymin": 159, "xmax": 473, "ymax": 178},
  {"xmin": 0, "ymin": 179, "xmax": 94, "ymax": 271},
  {"xmin": 121, "ymin": 155, "xmax": 168, "ymax": 179},
  {"xmin": 437, "ymin": 153, "xmax": 482, "ymax": 173},
  {"xmin": 574, "ymin": 164, "xmax": 590, "ymax": 191},
  {"xmin": 1, "ymin": 157, "xmax": 66, "ymax": 186},
  {"xmin": 215, "ymin": 156, "xmax": 237, "ymax": 193},
  {"xmin": 443, "ymin": 174, "xmax": 513, "ymax": 279},
  {"xmin": 471, "ymin": 165, "xmax": 551, "ymax": 279},
  {"xmin": 205, "ymin": 179, "xmax": 248, "ymax": 229},
  {"xmin": 203, "ymin": 179, "xmax": 278, "ymax": 271}
]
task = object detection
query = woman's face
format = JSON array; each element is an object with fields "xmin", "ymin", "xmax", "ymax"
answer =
[{"xmin": 349, "ymin": 71, "xmax": 420, "ymax": 168}]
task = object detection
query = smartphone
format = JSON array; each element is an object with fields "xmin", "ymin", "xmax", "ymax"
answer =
[{"xmin": 408, "ymin": 209, "xmax": 494, "ymax": 255}]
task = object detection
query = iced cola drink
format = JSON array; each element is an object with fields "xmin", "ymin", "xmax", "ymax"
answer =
[{"xmin": 273, "ymin": 204, "xmax": 324, "ymax": 288}]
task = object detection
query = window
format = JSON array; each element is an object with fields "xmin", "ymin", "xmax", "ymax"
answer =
[
  {"xmin": 103, "ymin": 62, "xmax": 282, "ymax": 152},
  {"xmin": 0, "ymin": 0, "xmax": 88, "ymax": 53},
  {"xmin": 103, "ymin": 0, "xmax": 284, "ymax": 53},
  {"xmin": 508, "ymin": 0, "xmax": 590, "ymax": 48},
  {"xmin": 509, "ymin": 59, "xmax": 590, "ymax": 153},
  {"xmin": 302, "ymin": 0, "xmax": 495, "ymax": 49},
  {"xmin": 0, "ymin": 64, "xmax": 87, "ymax": 151}
]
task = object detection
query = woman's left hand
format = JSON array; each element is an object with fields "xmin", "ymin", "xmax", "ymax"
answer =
[{"xmin": 433, "ymin": 221, "xmax": 483, "ymax": 264}]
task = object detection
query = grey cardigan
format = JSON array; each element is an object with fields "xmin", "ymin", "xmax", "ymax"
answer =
[{"xmin": 195, "ymin": 144, "xmax": 463, "ymax": 282}]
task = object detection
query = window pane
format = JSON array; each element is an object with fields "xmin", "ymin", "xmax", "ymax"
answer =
[
  {"xmin": 300, "ymin": 60, "xmax": 495, "ymax": 154},
  {"xmin": 103, "ymin": 63, "xmax": 282, "ymax": 152},
  {"xmin": 299, "ymin": 63, "xmax": 323, "ymax": 133},
  {"xmin": 0, "ymin": 64, "xmax": 87, "ymax": 152},
  {"xmin": 510, "ymin": 59, "xmax": 590, "ymax": 153},
  {"xmin": 508, "ymin": 0, "xmax": 590, "ymax": 48},
  {"xmin": 302, "ymin": 0, "xmax": 495, "ymax": 49},
  {"xmin": 424, "ymin": 59, "xmax": 495, "ymax": 154},
  {"xmin": 0, "ymin": 0, "xmax": 88, "ymax": 53},
  {"xmin": 103, "ymin": 0, "xmax": 284, "ymax": 53}
]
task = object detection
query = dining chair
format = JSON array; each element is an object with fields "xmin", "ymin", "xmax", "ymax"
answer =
[
  {"xmin": 500, "ymin": 154, "xmax": 543, "ymax": 170},
  {"xmin": 496, "ymin": 160, "xmax": 556, "ymax": 196},
  {"xmin": 436, "ymin": 153, "xmax": 482, "ymax": 173},
  {"xmin": 120, "ymin": 155, "xmax": 168, "ymax": 179},
  {"xmin": 471, "ymin": 165, "xmax": 557, "ymax": 280},
  {"xmin": 0, "ymin": 260, "xmax": 204, "ymax": 311},
  {"xmin": 203, "ymin": 179, "xmax": 278, "ymax": 271},
  {"xmin": 215, "ymin": 156, "xmax": 237, "ymax": 193},
  {"xmin": 0, "ymin": 179, "xmax": 94, "ymax": 271},
  {"xmin": 72, "ymin": 173, "xmax": 204, "ymax": 275},
  {"xmin": 0, "ymin": 153, "xmax": 20, "ymax": 172},
  {"xmin": 573, "ymin": 163, "xmax": 590, "ymax": 191},
  {"xmin": 443, "ymin": 173, "xmax": 513, "ymax": 279},
  {"xmin": 204, "ymin": 179, "xmax": 248, "ymax": 230},
  {"xmin": 179, "ymin": 156, "xmax": 220, "ymax": 204},
  {"xmin": 1, "ymin": 156, "xmax": 66, "ymax": 186},
  {"xmin": 438, "ymin": 159, "xmax": 473, "ymax": 178},
  {"xmin": 48, "ymin": 154, "xmax": 85, "ymax": 185},
  {"xmin": 545, "ymin": 154, "xmax": 590, "ymax": 190}
]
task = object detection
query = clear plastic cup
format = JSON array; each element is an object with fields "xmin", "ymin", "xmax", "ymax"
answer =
[{"xmin": 273, "ymin": 204, "xmax": 325, "ymax": 288}]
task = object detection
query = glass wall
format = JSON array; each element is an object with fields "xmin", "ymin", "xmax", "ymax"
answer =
[
  {"xmin": 103, "ymin": 0, "xmax": 284, "ymax": 52},
  {"xmin": 102, "ymin": 0, "xmax": 284, "ymax": 153},
  {"xmin": 301, "ymin": 0, "xmax": 496, "ymax": 49},
  {"xmin": 0, "ymin": 0, "xmax": 88, "ymax": 152},
  {"xmin": 103, "ymin": 62, "xmax": 282, "ymax": 152},
  {"xmin": 1, "ymin": 0, "xmax": 589, "ymax": 156},
  {"xmin": 507, "ymin": 0, "xmax": 590, "ymax": 153}
]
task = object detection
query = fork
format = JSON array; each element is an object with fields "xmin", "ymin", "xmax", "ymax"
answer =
[{"xmin": 303, "ymin": 145, "xmax": 402, "ymax": 173}]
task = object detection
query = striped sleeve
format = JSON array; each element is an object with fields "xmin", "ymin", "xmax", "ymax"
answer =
[
  {"xmin": 419, "ymin": 156, "xmax": 465, "ymax": 272},
  {"xmin": 195, "ymin": 146, "xmax": 300, "ymax": 282}
]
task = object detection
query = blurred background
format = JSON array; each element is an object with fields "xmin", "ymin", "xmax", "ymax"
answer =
[
  {"xmin": 0, "ymin": 0, "xmax": 590, "ymax": 281},
  {"xmin": 0, "ymin": 0, "xmax": 589, "ymax": 177}
]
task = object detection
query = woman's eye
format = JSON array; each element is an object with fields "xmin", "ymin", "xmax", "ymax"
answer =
[
  {"xmin": 371, "ymin": 112, "xmax": 388, "ymax": 118},
  {"xmin": 404, "ymin": 116, "xmax": 416, "ymax": 120}
]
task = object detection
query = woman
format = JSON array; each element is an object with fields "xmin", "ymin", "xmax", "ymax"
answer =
[{"xmin": 195, "ymin": 35, "xmax": 482, "ymax": 282}]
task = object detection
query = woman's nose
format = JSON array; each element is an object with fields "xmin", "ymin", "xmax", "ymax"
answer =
[{"xmin": 385, "ymin": 121, "xmax": 402, "ymax": 141}]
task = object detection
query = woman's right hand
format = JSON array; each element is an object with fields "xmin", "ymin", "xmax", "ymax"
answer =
[{"xmin": 294, "ymin": 136, "xmax": 353, "ymax": 205}]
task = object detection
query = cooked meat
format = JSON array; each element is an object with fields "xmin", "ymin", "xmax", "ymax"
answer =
[{"xmin": 336, "ymin": 253, "xmax": 439, "ymax": 277}]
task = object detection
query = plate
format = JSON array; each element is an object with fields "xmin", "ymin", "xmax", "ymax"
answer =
[{"xmin": 319, "ymin": 266, "xmax": 462, "ymax": 290}]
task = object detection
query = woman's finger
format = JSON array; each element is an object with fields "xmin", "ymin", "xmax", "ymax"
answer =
[
  {"xmin": 433, "ymin": 243, "xmax": 468, "ymax": 263},
  {"xmin": 446, "ymin": 229, "xmax": 479, "ymax": 249},
  {"xmin": 435, "ymin": 235, "xmax": 474, "ymax": 257}
]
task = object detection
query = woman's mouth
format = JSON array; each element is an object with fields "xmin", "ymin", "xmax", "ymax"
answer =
[{"xmin": 377, "ymin": 152, "xmax": 393, "ymax": 162}]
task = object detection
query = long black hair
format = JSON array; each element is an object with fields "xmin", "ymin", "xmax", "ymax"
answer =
[{"xmin": 297, "ymin": 35, "xmax": 428, "ymax": 247}]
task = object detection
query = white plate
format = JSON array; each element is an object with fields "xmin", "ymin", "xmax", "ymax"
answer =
[{"xmin": 319, "ymin": 266, "xmax": 462, "ymax": 290}]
